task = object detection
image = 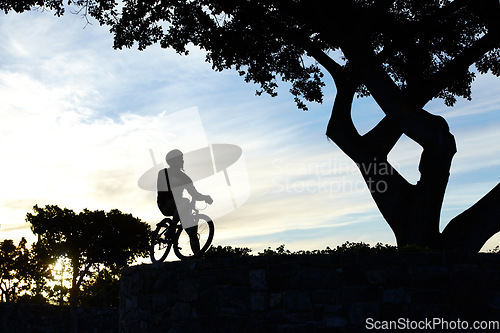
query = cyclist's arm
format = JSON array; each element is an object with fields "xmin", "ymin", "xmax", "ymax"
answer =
[
  {"xmin": 180, "ymin": 173, "xmax": 212, "ymax": 203},
  {"xmin": 185, "ymin": 183, "xmax": 209, "ymax": 201}
]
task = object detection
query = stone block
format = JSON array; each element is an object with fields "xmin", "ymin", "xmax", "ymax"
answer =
[
  {"xmin": 310, "ymin": 289, "xmax": 341, "ymax": 305},
  {"xmin": 382, "ymin": 287, "xmax": 407, "ymax": 304},
  {"xmin": 409, "ymin": 265, "xmax": 450, "ymax": 287},
  {"xmin": 153, "ymin": 270, "xmax": 177, "ymax": 292},
  {"xmin": 178, "ymin": 279, "xmax": 199, "ymax": 302},
  {"xmin": 216, "ymin": 286, "xmax": 250, "ymax": 315},
  {"xmin": 380, "ymin": 303, "xmax": 409, "ymax": 321},
  {"xmin": 251, "ymin": 291, "xmax": 268, "ymax": 312},
  {"xmin": 340, "ymin": 285, "xmax": 379, "ymax": 302},
  {"xmin": 410, "ymin": 289, "xmax": 449, "ymax": 304},
  {"xmin": 249, "ymin": 268, "xmax": 267, "ymax": 290},
  {"xmin": 324, "ymin": 315, "xmax": 348, "ymax": 328},
  {"xmin": 324, "ymin": 304, "xmax": 343, "ymax": 314},
  {"xmin": 344, "ymin": 301, "xmax": 380, "ymax": 326},
  {"xmin": 366, "ymin": 269, "xmax": 388, "ymax": 285},
  {"xmin": 269, "ymin": 292, "xmax": 284, "ymax": 309},
  {"xmin": 489, "ymin": 294, "xmax": 500, "ymax": 310},
  {"xmin": 284, "ymin": 290, "xmax": 312, "ymax": 312},
  {"xmin": 267, "ymin": 262, "xmax": 298, "ymax": 291},
  {"xmin": 338, "ymin": 264, "xmax": 367, "ymax": 285},
  {"xmin": 137, "ymin": 294, "xmax": 152, "ymax": 310},
  {"xmin": 290, "ymin": 267, "xmax": 340, "ymax": 290},
  {"xmin": 170, "ymin": 302, "xmax": 191, "ymax": 321}
]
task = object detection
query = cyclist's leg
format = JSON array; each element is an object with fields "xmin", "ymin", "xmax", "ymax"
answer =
[
  {"xmin": 174, "ymin": 198, "xmax": 200, "ymax": 253},
  {"xmin": 163, "ymin": 208, "xmax": 180, "ymax": 238},
  {"xmin": 172, "ymin": 207, "xmax": 180, "ymax": 224},
  {"xmin": 185, "ymin": 225, "xmax": 200, "ymax": 253}
]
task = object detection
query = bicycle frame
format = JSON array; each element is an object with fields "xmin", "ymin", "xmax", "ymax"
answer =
[{"xmin": 150, "ymin": 201, "xmax": 214, "ymax": 262}]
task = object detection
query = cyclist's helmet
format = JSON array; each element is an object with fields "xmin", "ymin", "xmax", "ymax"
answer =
[{"xmin": 165, "ymin": 149, "xmax": 183, "ymax": 166}]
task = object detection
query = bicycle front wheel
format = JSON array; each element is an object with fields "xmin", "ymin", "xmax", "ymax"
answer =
[
  {"xmin": 173, "ymin": 214, "xmax": 214, "ymax": 260},
  {"xmin": 150, "ymin": 222, "xmax": 174, "ymax": 263}
]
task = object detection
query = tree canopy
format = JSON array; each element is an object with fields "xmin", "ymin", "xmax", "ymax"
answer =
[
  {"xmin": 105, "ymin": 0, "xmax": 500, "ymax": 109},
  {"xmin": 4, "ymin": 0, "xmax": 496, "ymax": 109},
  {"xmin": 26, "ymin": 205, "xmax": 151, "ymax": 306}
]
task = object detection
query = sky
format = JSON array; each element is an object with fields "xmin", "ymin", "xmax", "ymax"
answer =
[{"xmin": 1, "ymin": 8, "xmax": 499, "ymax": 255}]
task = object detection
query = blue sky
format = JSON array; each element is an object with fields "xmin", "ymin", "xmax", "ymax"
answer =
[{"xmin": 1, "ymin": 8, "xmax": 499, "ymax": 254}]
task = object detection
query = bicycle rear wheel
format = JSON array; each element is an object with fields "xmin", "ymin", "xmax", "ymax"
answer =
[
  {"xmin": 150, "ymin": 219, "xmax": 174, "ymax": 263},
  {"xmin": 173, "ymin": 214, "xmax": 214, "ymax": 260}
]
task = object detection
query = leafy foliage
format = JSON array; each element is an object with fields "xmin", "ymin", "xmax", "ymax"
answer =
[
  {"xmin": 202, "ymin": 245, "xmax": 252, "ymax": 258},
  {"xmin": 0, "ymin": 238, "xmax": 26, "ymax": 302},
  {"xmin": 7, "ymin": 1, "xmax": 498, "ymax": 109},
  {"xmin": 258, "ymin": 242, "xmax": 398, "ymax": 256},
  {"xmin": 109, "ymin": 0, "xmax": 327, "ymax": 110},
  {"xmin": 0, "ymin": 237, "xmax": 51, "ymax": 303},
  {"xmin": 203, "ymin": 242, "xmax": 399, "ymax": 258},
  {"xmin": 26, "ymin": 204, "xmax": 151, "ymax": 306},
  {"xmin": 27, "ymin": 205, "xmax": 151, "ymax": 269}
]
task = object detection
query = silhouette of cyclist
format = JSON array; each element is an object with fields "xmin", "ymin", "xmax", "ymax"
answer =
[{"xmin": 157, "ymin": 149, "xmax": 213, "ymax": 253}]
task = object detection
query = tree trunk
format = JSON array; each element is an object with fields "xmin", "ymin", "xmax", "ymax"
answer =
[
  {"xmin": 326, "ymin": 92, "xmax": 456, "ymax": 248},
  {"xmin": 70, "ymin": 257, "xmax": 79, "ymax": 333},
  {"xmin": 70, "ymin": 258, "xmax": 79, "ymax": 308},
  {"xmin": 307, "ymin": 2, "xmax": 500, "ymax": 252},
  {"xmin": 322, "ymin": 43, "xmax": 458, "ymax": 249}
]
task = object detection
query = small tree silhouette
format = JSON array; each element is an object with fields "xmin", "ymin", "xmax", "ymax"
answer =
[
  {"xmin": 26, "ymin": 204, "xmax": 151, "ymax": 307},
  {"xmin": 0, "ymin": 237, "xmax": 50, "ymax": 303}
]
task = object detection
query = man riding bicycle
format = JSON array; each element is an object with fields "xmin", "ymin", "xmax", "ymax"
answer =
[{"xmin": 157, "ymin": 149, "xmax": 213, "ymax": 253}]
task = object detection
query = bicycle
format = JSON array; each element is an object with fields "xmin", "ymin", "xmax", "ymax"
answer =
[{"xmin": 150, "ymin": 201, "xmax": 215, "ymax": 262}]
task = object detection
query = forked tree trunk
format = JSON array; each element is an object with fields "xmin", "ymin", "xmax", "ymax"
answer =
[
  {"xmin": 313, "ymin": 42, "xmax": 499, "ymax": 251},
  {"xmin": 326, "ymin": 87, "xmax": 456, "ymax": 249}
]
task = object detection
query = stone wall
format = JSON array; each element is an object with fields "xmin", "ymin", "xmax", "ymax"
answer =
[
  {"xmin": 0, "ymin": 303, "xmax": 118, "ymax": 332},
  {"xmin": 119, "ymin": 253, "xmax": 500, "ymax": 332}
]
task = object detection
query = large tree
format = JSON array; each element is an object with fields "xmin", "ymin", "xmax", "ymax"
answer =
[
  {"xmin": 26, "ymin": 205, "xmax": 150, "ymax": 307},
  {"xmin": 4, "ymin": 0, "xmax": 500, "ymax": 251}
]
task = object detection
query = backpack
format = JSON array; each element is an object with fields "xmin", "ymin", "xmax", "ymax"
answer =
[{"xmin": 158, "ymin": 169, "xmax": 176, "ymax": 215}]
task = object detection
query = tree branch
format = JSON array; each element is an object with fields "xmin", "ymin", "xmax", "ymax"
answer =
[
  {"xmin": 363, "ymin": 116, "xmax": 403, "ymax": 159},
  {"xmin": 305, "ymin": 46, "xmax": 348, "ymax": 87},
  {"xmin": 304, "ymin": 45, "xmax": 368, "ymax": 160},
  {"xmin": 76, "ymin": 262, "xmax": 93, "ymax": 290},
  {"xmin": 342, "ymin": 41, "xmax": 457, "ymax": 158},
  {"xmin": 416, "ymin": 31, "xmax": 500, "ymax": 106},
  {"xmin": 441, "ymin": 183, "xmax": 500, "ymax": 252},
  {"xmin": 325, "ymin": 85, "xmax": 365, "ymax": 161}
]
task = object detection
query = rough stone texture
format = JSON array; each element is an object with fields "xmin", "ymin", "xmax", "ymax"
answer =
[
  {"xmin": 120, "ymin": 253, "xmax": 500, "ymax": 332},
  {"xmin": 0, "ymin": 303, "xmax": 118, "ymax": 332}
]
